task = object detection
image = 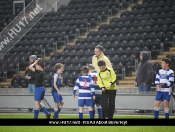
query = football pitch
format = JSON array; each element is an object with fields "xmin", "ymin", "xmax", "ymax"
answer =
[{"xmin": 0, "ymin": 114, "xmax": 175, "ymax": 132}]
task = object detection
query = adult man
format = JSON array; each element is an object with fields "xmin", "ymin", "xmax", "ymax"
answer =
[
  {"xmin": 25, "ymin": 55, "xmax": 37, "ymax": 94},
  {"xmin": 134, "ymin": 51, "xmax": 153, "ymax": 113},
  {"xmin": 97, "ymin": 60, "xmax": 117, "ymax": 119},
  {"xmin": 92, "ymin": 45, "xmax": 112, "ymax": 71}
]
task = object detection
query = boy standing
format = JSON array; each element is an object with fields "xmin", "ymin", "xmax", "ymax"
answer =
[
  {"xmin": 97, "ymin": 60, "xmax": 117, "ymax": 119},
  {"xmin": 154, "ymin": 58, "xmax": 174, "ymax": 119},
  {"xmin": 88, "ymin": 64, "xmax": 102, "ymax": 119},
  {"xmin": 73, "ymin": 66, "xmax": 95, "ymax": 119},
  {"xmin": 51, "ymin": 63, "xmax": 64, "ymax": 119},
  {"xmin": 29, "ymin": 58, "xmax": 51, "ymax": 119}
]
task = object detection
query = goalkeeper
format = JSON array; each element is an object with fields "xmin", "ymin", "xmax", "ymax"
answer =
[{"xmin": 97, "ymin": 60, "xmax": 117, "ymax": 119}]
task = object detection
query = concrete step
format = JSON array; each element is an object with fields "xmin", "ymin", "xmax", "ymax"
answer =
[
  {"xmin": 90, "ymin": 28, "xmax": 98, "ymax": 32},
  {"xmin": 19, "ymin": 71, "xmax": 25, "ymax": 74},
  {"xmin": 116, "ymin": 12, "xmax": 121, "ymax": 18},
  {"xmin": 125, "ymin": 76, "xmax": 136, "ymax": 80},
  {"xmin": 138, "ymin": 0, "xmax": 142, "ymax": 4},
  {"xmin": 68, "ymin": 39, "xmax": 77, "ymax": 45},
  {"xmin": 169, "ymin": 47, "xmax": 175, "ymax": 51},
  {"xmin": 7, "ymin": 79, "xmax": 12, "ymax": 82},
  {"xmin": 0, "ymin": 82, "xmax": 11, "ymax": 86},
  {"xmin": 45, "ymin": 56, "xmax": 50, "ymax": 60},
  {"xmin": 119, "ymin": 80, "xmax": 134, "ymax": 85},
  {"xmin": 163, "ymin": 52, "xmax": 175, "ymax": 55},
  {"xmin": 132, "ymin": 71, "xmax": 136, "ymax": 76},
  {"xmin": 101, "ymin": 20, "xmax": 110, "ymax": 25},
  {"xmin": 151, "ymin": 59, "xmax": 161, "ymax": 63},
  {"xmin": 157, "ymin": 55, "xmax": 167, "ymax": 59},
  {"xmin": 57, "ymin": 49, "xmax": 63, "ymax": 52},
  {"xmin": 117, "ymin": 85, "xmax": 137, "ymax": 88}
]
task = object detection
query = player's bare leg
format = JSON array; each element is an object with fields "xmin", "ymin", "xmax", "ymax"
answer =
[
  {"xmin": 154, "ymin": 100, "xmax": 161, "ymax": 119},
  {"xmin": 164, "ymin": 100, "xmax": 170, "ymax": 119},
  {"xmin": 79, "ymin": 107, "xmax": 84, "ymax": 119}
]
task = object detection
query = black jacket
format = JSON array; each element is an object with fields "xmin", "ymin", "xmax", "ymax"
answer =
[
  {"xmin": 25, "ymin": 64, "xmax": 35, "ymax": 84},
  {"xmin": 136, "ymin": 51, "xmax": 153, "ymax": 85}
]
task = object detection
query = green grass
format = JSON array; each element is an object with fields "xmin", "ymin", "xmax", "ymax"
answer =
[
  {"xmin": 0, "ymin": 114, "xmax": 175, "ymax": 132},
  {"xmin": 0, "ymin": 113, "xmax": 175, "ymax": 119}
]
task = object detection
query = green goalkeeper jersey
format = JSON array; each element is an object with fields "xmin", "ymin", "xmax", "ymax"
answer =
[{"xmin": 97, "ymin": 67, "xmax": 117, "ymax": 90}]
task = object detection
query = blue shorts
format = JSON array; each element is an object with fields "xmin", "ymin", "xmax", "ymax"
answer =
[
  {"xmin": 78, "ymin": 99, "xmax": 94, "ymax": 107},
  {"xmin": 155, "ymin": 91, "xmax": 171, "ymax": 101},
  {"xmin": 52, "ymin": 92, "xmax": 63, "ymax": 103},
  {"xmin": 34, "ymin": 87, "xmax": 45, "ymax": 101},
  {"xmin": 93, "ymin": 96, "xmax": 102, "ymax": 106}
]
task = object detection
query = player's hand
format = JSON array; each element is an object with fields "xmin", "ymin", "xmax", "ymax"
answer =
[
  {"xmin": 106, "ymin": 83, "xmax": 111, "ymax": 89},
  {"xmin": 58, "ymin": 76, "xmax": 63, "ymax": 80},
  {"xmin": 58, "ymin": 91, "xmax": 61, "ymax": 95},
  {"xmin": 73, "ymin": 94, "xmax": 75, "ymax": 98},
  {"xmin": 102, "ymin": 88, "xmax": 105, "ymax": 91},
  {"xmin": 156, "ymin": 85, "xmax": 160, "ymax": 91},
  {"xmin": 37, "ymin": 58, "xmax": 42, "ymax": 61},
  {"xmin": 35, "ymin": 58, "xmax": 41, "ymax": 63},
  {"xmin": 27, "ymin": 76, "xmax": 31, "ymax": 79},
  {"xmin": 134, "ymin": 82, "xmax": 137, "ymax": 86},
  {"xmin": 92, "ymin": 96, "xmax": 95, "ymax": 100}
]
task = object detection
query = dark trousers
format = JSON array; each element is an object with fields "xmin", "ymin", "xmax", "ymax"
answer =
[{"xmin": 102, "ymin": 90, "xmax": 116, "ymax": 119}]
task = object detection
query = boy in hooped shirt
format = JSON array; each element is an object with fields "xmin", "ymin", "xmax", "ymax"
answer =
[
  {"xmin": 154, "ymin": 58, "xmax": 174, "ymax": 119},
  {"xmin": 73, "ymin": 66, "xmax": 95, "ymax": 119},
  {"xmin": 88, "ymin": 64, "xmax": 102, "ymax": 119}
]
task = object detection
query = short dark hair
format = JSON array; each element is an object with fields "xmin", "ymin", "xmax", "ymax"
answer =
[
  {"xmin": 162, "ymin": 58, "xmax": 171, "ymax": 66},
  {"xmin": 95, "ymin": 45, "xmax": 103, "ymax": 51},
  {"xmin": 87, "ymin": 64, "xmax": 95, "ymax": 70},
  {"xmin": 54, "ymin": 63, "xmax": 64, "ymax": 71},
  {"xmin": 98, "ymin": 60, "xmax": 106, "ymax": 67},
  {"xmin": 81, "ymin": 66, "xmax": 89, "ymax": 74},
  {"xmin": 37, "ymin": 60, "xmax": 44, "ymax": 68}
]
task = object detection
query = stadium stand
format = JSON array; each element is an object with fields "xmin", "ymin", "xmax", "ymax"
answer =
[
  {"xmin": 0, "ymin": 0, "xmax": 175, "ymax": 93},
  {"xmin": 0, "ymin": 0, "xmax": 32, "ymax": 31}
]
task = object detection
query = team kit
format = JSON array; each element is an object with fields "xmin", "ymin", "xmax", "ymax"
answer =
[{"xmin": 27, "ymin": 54, "xmax": 174, "ymax": 119}]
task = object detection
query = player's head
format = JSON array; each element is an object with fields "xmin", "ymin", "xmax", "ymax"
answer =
[
  {"xmin": 29, "ymin": 55, "xmax": 37, "ymax": 63},
  {"xmin": 87, "ymin": 64, "xmax": 95, "ymax": 73},
  {"xmin": 161, "ymin": 58, "xmax": 171, "ymax": 69},
  {"xmin": 81, "ymin": 66, "xmax": 89, "ymax": 74},
  {"xmin": 54, "ymin": 63, "xmax": 64, "ymax": 73},
  {"xmin": 35, "ymin": 60, "xmax": 44, "ymax": 70},
  {"xmin": 98, "ymin": 60, "xmax": 106, "ymax": 72},
  {"xmin": 95, "ymin": 45, "xmax": 103, "ymax": 57}
]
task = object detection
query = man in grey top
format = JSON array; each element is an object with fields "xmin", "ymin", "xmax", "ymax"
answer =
[{"xmin": 134, "ymin": 51, "xmax": 153, "ymax": 113}]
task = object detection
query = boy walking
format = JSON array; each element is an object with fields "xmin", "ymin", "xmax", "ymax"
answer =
[{"xmin": 51, "ymin": 63, "xmax": 64, "ymax": 119}]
